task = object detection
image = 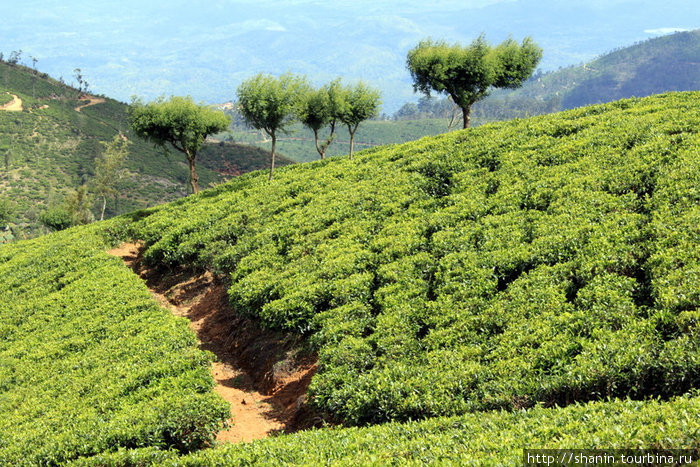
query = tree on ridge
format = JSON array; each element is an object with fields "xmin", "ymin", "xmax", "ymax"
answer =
[
  {"xmin": 128, "ymin": 96, "xmax": 231, "ymax": 194},
  {"xmin": 237, "ymin": 73, "xmax": 310, "ymax": 180},
  {"xmin": 298, "ymin": 79, "xmax": 343, "ymax": 160},
  {"xmin": 335, "ymin": 81, "xmax": 381, "ymax": 159},
  {"xmin": 406, "ymin": 35, "xmax": 542, "ymax": 128}
]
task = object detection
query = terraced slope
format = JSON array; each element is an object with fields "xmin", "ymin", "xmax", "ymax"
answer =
[{"xmin": 1, "ymin": 92, "xmax": 698, "ymax": 464}]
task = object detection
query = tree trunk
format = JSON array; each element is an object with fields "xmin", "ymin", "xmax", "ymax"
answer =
[
  {"xmin": 187, "ymin": 151, "xmax": 199, "ymax": 194},
  {"xmin": 100, "ymin": 195, "xmax": 106, "ymax": 221},
  {"xmin": 462, "ymin": 105, "xmax": 471, "ymax": 129},
  {"xmin": 348, "ymin": 126, "xmax": 356, "ymax": 160},
  {"xmin": 313, "ymin": 128, "xmax": 324, "ymax": 159},
  {"xmin": 268, "ymin": 132, "xmax": 277, "ymax": 181}
]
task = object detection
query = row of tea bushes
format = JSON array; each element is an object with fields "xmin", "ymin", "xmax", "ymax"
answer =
[
  {"xmin": 71, "ymin": 395, "xmax": 699, "ymax": 465},
  {"xmin": 0, "ymin": 224, "xmax": 228, "ymax": 464}
]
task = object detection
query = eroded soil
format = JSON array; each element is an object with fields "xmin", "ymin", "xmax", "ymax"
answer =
[{"xmin": 107, "ymin": 243, "xmax": 319, "ymax": 443}]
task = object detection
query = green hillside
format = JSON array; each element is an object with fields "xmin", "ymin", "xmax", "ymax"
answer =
[
  {"xmin": 474, "ymin": 30, "xmax": 700, "ymax": 120},
  {"xmin": 2, "ymin": 92, "xmax": 698, "ymax": 464},
  {"xmin": 221, "ymin": 117, "xmax": 454, "ymax": 163},
  {"xmin": 0, "ymin": 60, "xmax": 293, "ymax": 238}
]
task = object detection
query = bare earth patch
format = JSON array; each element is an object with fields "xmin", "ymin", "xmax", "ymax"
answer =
[
  {"xmin": 107, "ymin": 243, "xmax": 318, "ymax": 443},
  {"xmin": 75, "ymin": 94, "xmax": 106, "ymax": 112},
  {"xmin": 1, "ymin": 93, "xmax": 23, "ymax": 112}
]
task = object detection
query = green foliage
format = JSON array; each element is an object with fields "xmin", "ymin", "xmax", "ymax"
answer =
[
  {"xmin": 0, "ymin": 223, "xmax": 229, "ymax": 464},
  {"xmin": 93, "ymin": 134, "xmax": 130, "ymax": 220},
  {"xmin": 119, "ymin": 92, "xmax": 700, "ymax": 428},
  {"xmin": 72, "ymin": 396, "xmax": 699, "ymax": 466},
  {"xmin": 297, "ymin": 79, "xmax": 344, "ymax": 159},
  {"xmin": 236, "ymin": 73, "xmax": 309, "ymax": 135},
  {"xmin": 406, "ymin": 35, "xmax": 542, "ymax": 127},
  {"xmin": 335, "ymin": 81, "xmax": 382, "ymax": 159},
  {"xmin": 0, "ymin": 197, "xmax": 14, "ymax": 224},
  {"xmin": 65, "ymin": 185, "xmax": 95, "ymax": 225},
  {"xmin": 39, "ymin": 204, "xmax": 73, "ymax": 231},
  {"xmin": 3, "ymin": 92, "xmax": 698, "ymax": 464},
  {"xmin": 0, "ymin": 61, "xmax": 275, "ymax": 237},
  {"xmin": 128, "ymin": 96, "xmax": 231, "ymax": 193},
  {"xmin": 236, "ymin": 73, "xmax": 310, "ymax": 179}
]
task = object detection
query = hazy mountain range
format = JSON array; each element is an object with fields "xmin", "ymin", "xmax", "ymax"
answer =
[{"xmin": 4, "ymin": 0, "xmax": 700, "ymax": 112}]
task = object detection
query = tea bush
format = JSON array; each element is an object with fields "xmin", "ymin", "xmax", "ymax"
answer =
[
  {"xmin": 0, "ymin": 224, "xmax": 228, "ymax": 464},
  {"xmin": 122, "ymin": 92, "xmax": 700, "ymax": 425}
]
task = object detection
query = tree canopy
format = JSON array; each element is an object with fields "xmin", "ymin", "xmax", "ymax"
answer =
[
  {"xmin": 298, "ymin": 79, "xmax": 343, "ymax": 159},
  {"xmin": 335, "ymin": 81, "xmax": 381, "ymax": 159},
  {"xmin": 237, "ymin": 73, "xmax": 310, "ymax": 180},
  {"xmin": 128, "ymin": 96, "xmax": 231, "ymax": 193},
  {"xmin": 406, "ymin": 36, "xmax": 542, "ymax": 128}
]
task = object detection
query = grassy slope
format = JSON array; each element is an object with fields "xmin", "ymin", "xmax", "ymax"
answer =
[
  {"xmin": 0, "ymin": 61, "xmax": 292, "ymax": 238},
  {"xmin": 74, "ymin": 396, "xmax": 698, "ymax": 465},
  {"xmin": 126, "ymin": 91, "xmax": 699, "ymax": 423},
  {"xmin": 2, "ymin": 92, "xmax": 698, "ymax": 464}
]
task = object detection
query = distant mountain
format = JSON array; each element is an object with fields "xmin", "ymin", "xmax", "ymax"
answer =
[
  {"xmin": 0, "ymin": 60, "xmax": 292, "ymax": 239},
  {"xmin": 473, "ymin": 30, "xmax": 700, "ymax": 120},
  {"xmin": 3, "ymin": 0, "xmax": 699, "ymax": 113}
]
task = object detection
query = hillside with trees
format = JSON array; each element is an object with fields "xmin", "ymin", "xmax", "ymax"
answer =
[
  {"xmin": 1, "ymin": 91, "xmax": 698, "ymax": 464},
  {"xmin": 225, "ymin": 31, "xmax": 700, "ymax": 164},
  {"xmin": 471, "ymin": 29, "xmax": 700, "ymax": 120},
  {"xmin": 0, "ymin": 58, "xmax": 293, "ymax": 239}
]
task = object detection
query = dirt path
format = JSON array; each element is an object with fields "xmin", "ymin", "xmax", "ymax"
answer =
[
  {"xmin": 107, "ymin": 243, "xmax": 318, "ymax": 443},
  {"xmin": 1, "ymin": 93, "xmax": 23, "ymax": 112},
  {"xmin": 75, "ymin": 95, "xmax": 105, "ymax": 112}
]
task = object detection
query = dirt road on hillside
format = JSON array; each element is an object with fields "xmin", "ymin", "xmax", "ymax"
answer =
[
  {"xmin": 75, "ymin": 95, "xmax": 105, "ymax": 112},
  {"xmin": 107, "ymin": 243, "xmax": 318, "ymax": 443},
  {"xmin": 1, "ymin": 93, "xmax": 23, "ymax": 112}
]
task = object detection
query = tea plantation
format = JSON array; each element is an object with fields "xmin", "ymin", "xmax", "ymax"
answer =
[
  {"xmin": 0, "ymin": 224, "xmax": 229, "ymax": 464},
  {"xmin": 1, "ymin": 92, "xmax": 698, "ymax": 464}
]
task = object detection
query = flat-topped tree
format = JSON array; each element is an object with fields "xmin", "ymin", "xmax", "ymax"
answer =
[
  {"xmin": 237, "ymin": 73, "xmax": 310, "ymax": 180},
  {"xmin": 336, "ymin": 81, "xmax": 381, "ymax": 159},
  {"xmin": 128, "ymin": 96, "xmax": 231, "ymax": 194},
  {"xmin": 407, "ymin": 36, "xmax": 542, "ymax": 128},
  {"xmin": 298, "ymin": 79, "xmax": 343, "ymax": 160}
]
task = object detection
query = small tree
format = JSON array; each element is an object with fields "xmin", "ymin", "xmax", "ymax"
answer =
[
  {"xmin": 65, "ymin": 185, "xmax": 94, "ymax": 226},
  {"xmin": 237, "ymin": 73, "xmax": 309, "ymax": 180},
  {"xmin": 406, "ymin": 36, "xmax": 542, "ymax": 128},
  {"xmin": 335, "ymin": 81, "xmax": 381, "ymax": 159},
  {"xmin": 128, "ymin": 96, "xmax": 231, "ymax": 194},
  {"xmin": 40, "ymin": 206, "xmax": 72, "ymax": 232},
  {"xmin": 298, "ymin": 79, "xmax": 343, "ymax": 160},
  {"xmin": 92, "ymin": 134, "xmax": 130, "ymax": 220},
  {"xmin": 74, "ymin": 68, "xmax": 84, "ymax": 93},
  {"xmin": 0, "ymin": 197, "xmax": 14, "ymax": 225}
]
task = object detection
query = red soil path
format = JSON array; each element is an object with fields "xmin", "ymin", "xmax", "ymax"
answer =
[{"xmin": 107, "ymin": 243, "xmax": 318, "ymax": 443}]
